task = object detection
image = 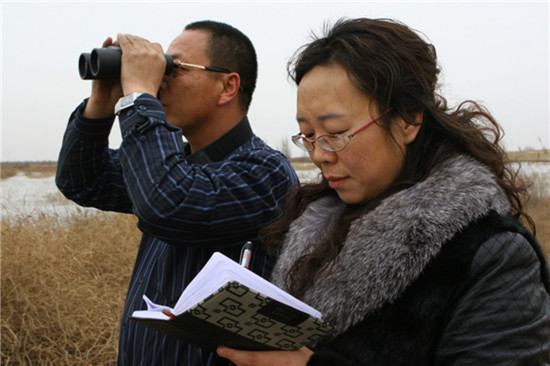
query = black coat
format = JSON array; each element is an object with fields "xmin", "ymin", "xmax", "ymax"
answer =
[
  {"xmin": 271, "ymin": 155, "xmax": 550, "ymax": 365},
  {"xmin": 309, "ymin": 213, "xmax": 550, "ymax": 365}
]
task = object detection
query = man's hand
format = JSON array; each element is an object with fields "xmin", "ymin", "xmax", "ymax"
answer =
[
  {"xmin": 117, "ymin": 33, "xmax": 166, "ymax": 96},
  {"xmin": 217, "ymin": 346, "xmax": 314, "ymax": 366}
]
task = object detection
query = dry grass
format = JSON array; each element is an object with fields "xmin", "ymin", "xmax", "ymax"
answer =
[
  {"xmin": 0, "ymin": 157, "xmax": 548, "ymax": 364},
  {"xmin": 290, "ymin": 160, "xmax": 320, "ymax": 172},
  {"xmin": 523, "ymin": 171, "xmax": 550, "ymax": 259},
  {"xmin": 1, "ymin": 211, "xmax": 140, "ymax": 365},
  {"xmin": 527, "ymin": 197, "xmax": 550, "ymax": 259},
  {"xmin": 1, "ymin": 162, "xmax": 57, "ymax": 180},
  {"xmin": 0, "ymin": 150, "xmax": 546, "ymax": 179},
  {"xmin": 507, "ymin": 149, "xmax": 550, "ymax": 162}
]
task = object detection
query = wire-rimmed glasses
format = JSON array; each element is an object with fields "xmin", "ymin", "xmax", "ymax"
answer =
[
  {"xmin": 291, "ymin": 108, "xmax": 392, "ymax": 152},
  {"xmin": 173, "ymin": 60, "xmax": 232, "ymax": 74},
  {"xmin": 172, "ymin": 60, "xmax": 245, "ymax": 93}
]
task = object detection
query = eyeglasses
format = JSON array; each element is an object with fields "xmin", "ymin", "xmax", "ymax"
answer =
[
  {"xmin": 172, "ymin": 60, "xmax": 245, "ymax": 93},
  {"xmin": 173, "ymin": 60, "xmax": 232, "ymax": 74},
  {"xmin": 291, "ymin": 108, "xmax": 392, "ymax": 152}
]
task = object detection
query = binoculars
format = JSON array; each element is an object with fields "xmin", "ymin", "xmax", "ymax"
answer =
[{"xmin": 79, "ymin": 47, "xmax": 174, "ymax": 79}]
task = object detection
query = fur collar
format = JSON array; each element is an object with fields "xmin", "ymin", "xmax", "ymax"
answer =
[{"xmin": 270, "ymin": 155, "xmax": 511, "ymax": 335}]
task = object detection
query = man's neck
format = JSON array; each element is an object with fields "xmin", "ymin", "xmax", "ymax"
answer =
[
  {"xmin": 185, "ymin": 117, "xmax": 253, "ymax": 164},
  {"xmin": 186, "ymin": 112, "xmax": 245, "ymax": 154}
]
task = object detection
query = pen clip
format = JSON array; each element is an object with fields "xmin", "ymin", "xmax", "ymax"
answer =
[{"xmin": 239, "ymin": 241, "xmax": 253, "ymax": 269}]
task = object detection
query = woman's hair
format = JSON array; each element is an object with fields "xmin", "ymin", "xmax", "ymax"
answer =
[{"xmin": 260, "ymin": 17, "xmax": 534, "ymax": 298}]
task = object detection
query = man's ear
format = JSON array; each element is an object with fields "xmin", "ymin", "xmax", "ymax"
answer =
[
  {"xmin": 218, "ymin": 73, "xmax": 240, "ymax": 106},
  {"xmin": 402, "ymin": 111, "xmax": 423, "ymax": 144}
]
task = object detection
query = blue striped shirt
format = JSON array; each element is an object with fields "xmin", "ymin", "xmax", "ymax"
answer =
[{"xmin": 56, "ymin": 94, "xmax": 299, "ymax": 365}]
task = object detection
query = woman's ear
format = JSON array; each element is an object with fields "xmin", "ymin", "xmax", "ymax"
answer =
[
  {"xmin": 218, "ymin": 73, "xmax": 241, "ymax": 106},
  {"xmin": 402, "ymin": 111, "xmax": 423, "ymax": 144}
]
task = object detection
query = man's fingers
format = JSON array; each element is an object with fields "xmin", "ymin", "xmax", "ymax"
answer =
[{"xmin": 101, "ymin": 37, "xmax": 114, "ymax": 48}]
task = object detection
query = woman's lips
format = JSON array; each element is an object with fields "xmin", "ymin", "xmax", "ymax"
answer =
[{"xmin": 326, "ymin": 176, "xmax": 348, "ymax": 189}]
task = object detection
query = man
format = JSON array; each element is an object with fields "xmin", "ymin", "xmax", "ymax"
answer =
[{"xmin": 56, "ymin": 21, "xmax": 298, "ymax": 365}]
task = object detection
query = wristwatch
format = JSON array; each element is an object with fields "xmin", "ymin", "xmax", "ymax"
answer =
[{"xmin": 114, "ymin": 92, "xmax": 143, "ymax": 115}]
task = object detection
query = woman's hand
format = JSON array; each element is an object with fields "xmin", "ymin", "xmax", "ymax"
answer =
[{"xmin": 217, "ymin": 346, "xmax": 313, "ymax": 366}]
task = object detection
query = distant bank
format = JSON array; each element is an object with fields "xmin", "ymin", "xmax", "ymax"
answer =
[{"xmin": 1, "ymin": 149, "xmax": 549, "ymax": 181}]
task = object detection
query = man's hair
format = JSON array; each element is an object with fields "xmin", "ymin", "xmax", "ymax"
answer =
[{"xmin": 185, "ymin": 20, "xmax": 257, "ymax": 112}]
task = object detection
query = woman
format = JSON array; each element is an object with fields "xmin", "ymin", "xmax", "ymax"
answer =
[{"xmin": 217, "ymin": 18, "xmax": 550, "ymax": 365}]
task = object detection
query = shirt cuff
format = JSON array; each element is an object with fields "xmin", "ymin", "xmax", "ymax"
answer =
[
  {"xmin": 71, "ymin": 99, "xmax": 116, "ymax": 140},
  {"xmin": 117, "ymin": 94, "xmax": 176, "ymax": 138}
]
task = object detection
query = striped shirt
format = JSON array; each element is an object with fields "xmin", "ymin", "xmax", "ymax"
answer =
[{"xmin": 56, "ymin": 94, "xmax": 299, "ymax": 365}]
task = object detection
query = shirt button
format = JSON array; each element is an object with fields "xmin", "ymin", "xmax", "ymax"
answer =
[
  {"xmin": 126, "ymin": 110, "xmax": 134, "ymax": 116},
  {"xmin": 138, "ymin": 105, "xmax": 147, "ymax": 111}
]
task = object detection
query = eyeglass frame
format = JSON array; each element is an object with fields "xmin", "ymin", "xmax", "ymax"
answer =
[
  {"xmin": 173, "ymin": 60, "xmax": 232, "ymax": 74},
  {"xmin": 172, "ymin": 60, "xmax": 245, "ymax": 93},
  {"xmin": 291, "ymin": 108, "xmax": 392, "ymax": 152}
]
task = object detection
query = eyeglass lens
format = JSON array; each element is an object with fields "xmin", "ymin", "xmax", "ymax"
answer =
[{"xmin": 292, "ymin": 135, "xmax": 348, "ymax": 152}]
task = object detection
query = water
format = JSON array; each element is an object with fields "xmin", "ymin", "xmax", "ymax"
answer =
[
  {"xmin": 1, "ymin": 162, "xmax": 548, "ymax": 217},
  {"xmin": 1, "ymin": 173, "xmax": 97, "ymax": 218}
]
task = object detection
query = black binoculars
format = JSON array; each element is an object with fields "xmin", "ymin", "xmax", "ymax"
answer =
[{"xmin": 79, "ymin": 47, "xmax": 174, "ymax": 79}]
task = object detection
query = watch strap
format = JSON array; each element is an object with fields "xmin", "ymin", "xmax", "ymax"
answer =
[{"xmin": 114, "ymin": 92, "xmax": 143, "ymax": 115}]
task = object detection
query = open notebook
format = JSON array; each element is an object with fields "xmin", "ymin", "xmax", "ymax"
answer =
[{"xmin": 130, "ymin": 252, "xmax": 334, "ymax": 351}]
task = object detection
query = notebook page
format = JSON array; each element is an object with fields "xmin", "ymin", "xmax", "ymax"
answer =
[{"xmin": 173, "ymin": 252, "xmax": 322, "ymax": 318}]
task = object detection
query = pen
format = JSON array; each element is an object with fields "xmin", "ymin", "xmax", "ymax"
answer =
[
  {"xmin": 239, "ymin": 241, "xmax": 253, "ymax": 268},
  {"xmin": 162, "ymin": 309, "xmax": 176, "ymax": 321}
]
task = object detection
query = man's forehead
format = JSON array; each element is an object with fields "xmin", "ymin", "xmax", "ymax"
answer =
[{"xmin": 168, "ymin": 30, "xmax": 210, "ymax": 60}]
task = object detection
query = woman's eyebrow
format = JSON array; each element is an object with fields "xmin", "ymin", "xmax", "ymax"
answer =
[
  {"xmin": 318, "ymin": 113, "xmax": 346, "ymax": 121},
  {"xmin": 296, "ymin": 113, "xmax": 346, "ymax": 123}
]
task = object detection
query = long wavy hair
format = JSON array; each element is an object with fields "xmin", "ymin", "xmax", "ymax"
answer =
[{"xmin": 260, "ymin": 18, "xmax": 534, "ymax": 299}]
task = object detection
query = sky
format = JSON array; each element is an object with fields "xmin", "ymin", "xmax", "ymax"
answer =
[{"xmin": 1, "ymin": 1, "xmax": 549, "ymax": 162}]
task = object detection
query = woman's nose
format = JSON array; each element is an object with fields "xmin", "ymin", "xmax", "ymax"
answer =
[{"xmin": 309, "ymin": 144, "xmax": 337, "ymax": 166}]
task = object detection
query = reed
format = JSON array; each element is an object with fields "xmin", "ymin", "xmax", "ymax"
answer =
[
  {"xmin": 1, "ymin": 162, "xmax": 57, "ymax": 180},
  {"xmin": 1, "ymin": 163, "xmax": 548, "ymax": 364},
  {"xmin": 523, "ymin": 171, "xmax": 550, "ymax": 259},
  {"xmin": 1, "ymin": 210, "xmax": 140, "ymax": 365}
]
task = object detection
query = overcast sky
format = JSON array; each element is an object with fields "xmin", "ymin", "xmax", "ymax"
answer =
[{"xmin": 2, "ymin": 1, "xmax": 549, "ymax": 162}]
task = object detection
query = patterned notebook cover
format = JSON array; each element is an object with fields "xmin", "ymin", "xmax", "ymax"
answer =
[{"xmin": 188, "ymin": 281, "xmax": 334, "ymax": 351}]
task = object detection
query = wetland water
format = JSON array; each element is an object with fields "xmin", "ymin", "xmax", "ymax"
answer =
[{"xmin": 1, "ymin": 162, "xmax": 548, "ymax": 217}]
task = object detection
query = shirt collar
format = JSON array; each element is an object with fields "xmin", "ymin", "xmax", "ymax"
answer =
[{"xmin": 186, "ymin": 117, "xmax": 254, "ymax": 164}]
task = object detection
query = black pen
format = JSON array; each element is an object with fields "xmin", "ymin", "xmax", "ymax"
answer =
[{"xmin": 239, "ymin": 241, "xmax": 253, "ymax": 268}]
